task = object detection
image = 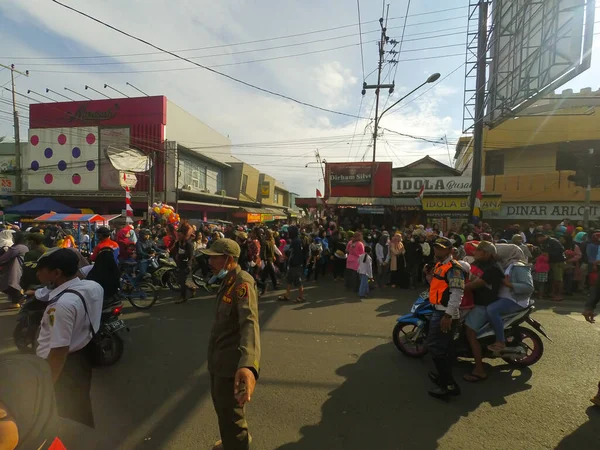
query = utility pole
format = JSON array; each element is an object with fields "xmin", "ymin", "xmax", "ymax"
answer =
[
  {"xmin": 584, "ymin": 148, "xmax": 594, "ymax": 229},
  {"xmin": 468, "ymin": 1, "xmax": 489, "ymax": 223},
  {"xmin": 361, "ymin": 4, "xmax": 395, "ymax": 196},
  {"xmin": 0, "ymin": 64, "xmax": 29, "ymax": 203}
]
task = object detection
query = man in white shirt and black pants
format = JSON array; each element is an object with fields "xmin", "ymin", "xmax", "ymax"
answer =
[{"xmin": 35, "ymin": 249, "xmax": 103, "ymax": 428}]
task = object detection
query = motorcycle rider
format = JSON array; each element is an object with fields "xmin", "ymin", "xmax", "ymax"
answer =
[
  {"xmin": 90, "ymin": 226, "xmax": 119, "ymax": 263},
  {"xmin": 426, "ymin": 236, "xmax": 465, "ymax": 399},
  {"xmin": 135, "ymin": 229, "xmax": 159, "ymax": 285},
  {"xmin": 462, "ymin": 241, "xmax": 504, "ymax": 382}
]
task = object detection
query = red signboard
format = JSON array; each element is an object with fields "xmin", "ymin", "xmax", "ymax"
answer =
[
  {"xmin": 29, "ymin": 96, "xmax": 167, "ymax": 128},
  {"xmin": 325, "ymin": 162, "xmax": 392, "ymax": 198}
]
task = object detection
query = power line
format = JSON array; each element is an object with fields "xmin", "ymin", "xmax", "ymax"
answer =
[
  {"xmin": 49, "ymin": 0, "xmax": 368, "ymax": 120},
  {"xmin": 5, "ymin": 6, "xmax": 469, "ymax": 61},
  {"xmin": 356, "ymin": 0, "xmax": 366, "ymax": 82},
  {"xmin": 19, "ymin": 19, "xmax": 467, "ymax": 67},
  {"xmin": 391, "ymin": 0, "xmax": 412, "ymax": 85},
  {"xmin": 30, "ymin": 47, "xmax": 466, "ymax": 75}
]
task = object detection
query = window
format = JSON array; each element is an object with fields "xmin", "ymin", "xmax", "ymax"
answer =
[
  {"xmin": 241, "ymin": 174, "xmax": 248, "ymax": 194},
  {"xmin": 181, "ymin": 159, "xmax": 208, "ymax": 190},
  {"xmin": 484, "ymin": 152, "xmax": 504, "ymax": 175},
  {"xmin": 274, "ymin": 190, "xmax": 280, "ymax": 203}
]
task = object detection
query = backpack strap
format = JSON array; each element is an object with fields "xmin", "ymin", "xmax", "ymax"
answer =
[{"xmin": 53, "ymin": 288, "xmax": 96, "ymax": 339}]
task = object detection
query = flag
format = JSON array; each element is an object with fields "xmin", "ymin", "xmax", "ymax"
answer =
[
  {"xmin": 415, "ymin": 184, "xmax": 425, "ymax": 200},
  {"xmin": 473, "ymin": 189, "xmax": 482, "ymax": 218},
  {"xmin": 316, "ymin": 188, "xmax": 323, "ymax": 198}
]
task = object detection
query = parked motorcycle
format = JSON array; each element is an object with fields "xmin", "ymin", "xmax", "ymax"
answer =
[
  {"xmin": 392, "ymin": 291, "xmax": 551, "ymax": 367},
  {"xmin": 13, "ymin": 294, "xmax": 128, "ymax": 366}
]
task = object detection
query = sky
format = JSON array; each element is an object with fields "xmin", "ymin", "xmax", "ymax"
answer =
[{"xmin": 0, "ymin": 0, "xmax": 599, "ymax": 197}]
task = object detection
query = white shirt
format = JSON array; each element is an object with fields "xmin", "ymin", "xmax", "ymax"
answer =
[
  {"xmin": 375, "ymin": 243, "xmax": 390, "ymax": 264},
  {"xmin": 36, "ymin": 278, "xmax": 104, "ymax": 359},
  {"xmin": 357, "ymin": 254, "xmax": 373, "ymax": 278}
]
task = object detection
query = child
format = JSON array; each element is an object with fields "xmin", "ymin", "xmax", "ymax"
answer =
[
  {"xmin": 533, "ymin": 249, "xmax": 550, "ymax": 299},
  {"xmin": 358, "ymin": 246, "xmax": 373, "ymax": 299}
]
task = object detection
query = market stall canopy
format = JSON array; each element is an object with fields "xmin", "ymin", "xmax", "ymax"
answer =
[
  {"xmin": 5, "ymin": 197, "xmax": 79, "ymax": 216},
  {"xmin": 34, "ymin": 213, "xmax": 114, "ymax": 223}
]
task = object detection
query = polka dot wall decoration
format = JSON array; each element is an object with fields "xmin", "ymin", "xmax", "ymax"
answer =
[{"xmin": 27, "ymin": 127, "xmax": 100, "ymax": 191}]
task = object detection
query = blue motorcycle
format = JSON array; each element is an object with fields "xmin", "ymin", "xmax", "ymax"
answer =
[{"xmin": 393, "ymin": 291, "xmax": 551, "ymax": 366}]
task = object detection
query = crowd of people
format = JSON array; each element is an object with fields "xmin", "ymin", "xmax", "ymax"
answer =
[{"xmin": 1, "ymin": 214, "xmax": 600, "ymax": 449}]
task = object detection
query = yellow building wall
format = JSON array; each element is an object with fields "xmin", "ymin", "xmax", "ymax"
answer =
[
  {"xmin": 457, "ymin": 104, "xmax": 600, "ymax": 202},
  {"xmin": 241, "ymin": 165, "xmax": 260, "ymax": 202}
]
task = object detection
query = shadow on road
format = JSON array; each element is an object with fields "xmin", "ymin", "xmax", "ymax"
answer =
[
  {"xmin": 375, "ymin": 288, "xmax": 422, "ymax": 317},
  {"xmin": 0, "ymin": 289, "xmax": 283, "ymax": 450},
  {"xmin": 275, "ymin": 343, "xmax": 532, "ymax": 450},
  {"xmin": 555, "ymin": 406, "xmax": 600, "ymax": 449}
]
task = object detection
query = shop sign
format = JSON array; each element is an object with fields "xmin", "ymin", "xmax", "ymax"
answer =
[
  {"xmin": 422, "ymin": 197, "xmax": 501, "ymax": 211},
  {"xmin": 67, "ymin": 103, "xmax": 119, "ymax": 122},
  {"xmin": 0, "ymin": 176, "xmax": 15, "ymax": 193},
  {"xmin": 260, "ymin": 214, "xmax": 274, "ymax": 222},
  {"xmin": 260, "ymin": 182, "xmax": 271, "ymax": 197},
  {"xmin": 489, "ymin": 203, "xmax": 600, "ymax": 220},
  {"xmin": 247, "ymin": 213, "xmax": 261, "ymax": 222},
  {"xmin": 330, "ymin": 165, "xmax": 372, "ymax": 186},
  {"xmin": 393, "ymin": 176, "xmax": 483, "ymax": 194},
  {"xmin": 357, "ymin": 206, "xmax": 385, "ymax": 215}
]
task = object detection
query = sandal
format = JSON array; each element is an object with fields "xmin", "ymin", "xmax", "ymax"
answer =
[
  {"xmin": 487, "ymin": 343, "xmax": 506, "ymax": 353},
  {"xmin": 463, "ymin": 373, "xmax": 488, "ymax": 383},
  {"xmin": 277, "ymin": 295, "xmax": 290, "ymax": 302},
  {"xmin": 293, "ymin": 297, "xmax": 305, "ymax": 303},
  {"xmin": 591, "ymin": 395, "xmax": 600, "ymax": 407}
]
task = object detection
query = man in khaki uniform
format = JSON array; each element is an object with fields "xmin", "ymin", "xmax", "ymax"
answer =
[{"xmin": 201, "ymin": 239, "xmax": 261, "ymax": 450}]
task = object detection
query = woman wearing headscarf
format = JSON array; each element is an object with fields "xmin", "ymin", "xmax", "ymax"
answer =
[
  {"xmin": 345, "ymin": 231, "xmax": 365, "ymax": 292},
  {"xmin": 486, "ymin": 244, "xmax": 534, "ymax": 353},
  {"xmin": 375, "ymin": 232, "xmax": 391, "ymax": 288},
  {"xmin": 511, "ymin": 234, "xmax": 532, "ymax": 263},
  {"xmin": 0, "ymin": 229, "xmax": 14, "ymax": 257},
  {"xmin": 0, "ymin": 231, "xmax": 28, "ymax": 308},
  {"xmin": 389, "ymin": 232, "xmax": 406, "ymax": 288}
]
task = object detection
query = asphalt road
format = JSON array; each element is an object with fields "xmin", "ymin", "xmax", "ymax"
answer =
[{"xmin": 1, "ymin": 281, "xmax": 599, "ymax": 450}]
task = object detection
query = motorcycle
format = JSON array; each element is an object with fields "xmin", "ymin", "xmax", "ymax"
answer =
[
  {"xmin": 392, "ymin": 291, "xmax": 551, "ymax": 367},
  {"xmin": 147, "ymin": 252, "xmax": 179, "ymax": 291},
  {"xmin": 13, "ymin": 294, "xmax": 128, "ymax": 366}
]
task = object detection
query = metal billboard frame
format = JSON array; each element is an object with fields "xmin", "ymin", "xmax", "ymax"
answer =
[{"xmin": 462, "ymin": 0, "xmax": 595, "ymax": 133}]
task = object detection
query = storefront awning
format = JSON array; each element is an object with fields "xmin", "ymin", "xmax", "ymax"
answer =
[
  {"xmin": 327, "ymin": 197, "xmax": 421, "ymax": 206},
  {"xmin": 178, "ymin": 200, "xmax": 239, "ymax": 209}
]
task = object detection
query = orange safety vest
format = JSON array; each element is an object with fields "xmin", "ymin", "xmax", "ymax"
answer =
[{"xmin": 429, "ymin": 260, "xmax": 460, "ymax": 306}]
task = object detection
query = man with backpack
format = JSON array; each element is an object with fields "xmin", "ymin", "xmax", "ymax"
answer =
[{"xmin": 35, "ymin": 249, "xmax": 104, "ymax": 428}]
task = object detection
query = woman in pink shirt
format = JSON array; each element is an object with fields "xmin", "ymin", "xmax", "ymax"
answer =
[{"xmin": 345, "ymin": 231, "xmax": 365, "ymax": 292}]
